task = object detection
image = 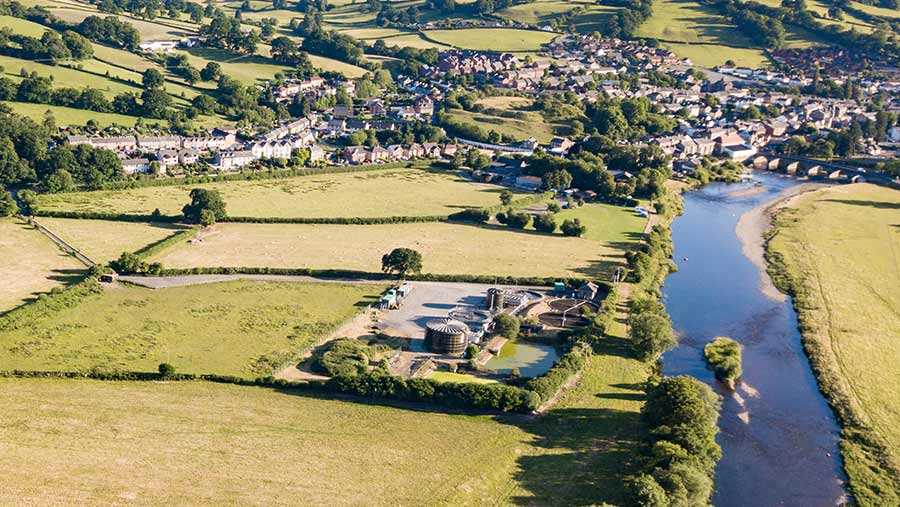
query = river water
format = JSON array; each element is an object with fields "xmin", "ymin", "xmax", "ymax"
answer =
[{"xmin": 660, "ymin": 172, "xmax": 848, "ymax": 506}]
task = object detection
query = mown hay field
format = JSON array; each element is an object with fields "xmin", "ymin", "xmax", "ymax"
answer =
[
  {"xmin": 35, "ymin": 168, "xmax": 520, "ymax": 218},
  {"xmin": 0, "ymin": 280, "xmax": 382, "ymax": 376},
  {"xmin": 0, "ymin": 218, "xmax": 84, "ymax": 313},
  {"xmin": 0, "ymin": 378, "xmax": 531, "ymax": 506},
  {"xmin": 151, "ymin": 208, "xmax": 644, "ymax": 279},
  {"xmin": 768, "ymin": 183, "xmax": 900, "ymax": 504}
]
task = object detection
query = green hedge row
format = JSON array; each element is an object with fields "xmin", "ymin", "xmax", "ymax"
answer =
[
  {"xmin": 524, "ymin": 341, "xmax": 592, "ymax": 402},
  {"xmin": 133, "ymin": 228, "xmax": 199, "ymax": 260},
  {"xmin": 154, "ymin": 266, "xmax": 592, "ymax": 288},
  {"xmin": 31, "ymin": 209, "xmax": 454, "ymax": 225},
  {"xmin": 32, "ymin": 210, "xmax": 182, "ymax": 222},
  {"xmin": 0, "ymin": 368, "xmax": 539, "ymax": 413},
  {"xmin": 321, "ymin": 370, "xmax": 539, "ymax": 412},
  {"xmin": 222, "ymin": 215, "xmax": 448, "ymax": 225},
  {"xmin": 0, "ymin": 277, "xmax": 101, "ymax": 332}
]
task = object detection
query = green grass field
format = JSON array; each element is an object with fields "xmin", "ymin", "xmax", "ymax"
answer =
[
  {"xmin": 151, "ymin": 202, "xmax": 646, "ymax": 279},
  {"xmin": 35, "ymin": 218, "xmax": 189, "ymax": 263},
  {"xmin": 35, "ymin": 168, "xmax": 522, "ymax": 218},
  {"xmin": 422, "ymin": 28, "xmax": 558, "ymax": 52},
  {"xmin": 0, "ymin": 378, "xmax": 531, "ymax": 505},
  {"xmin": 2, "ymin": 101, "xmax": 144, "ymax": 127},
  {"xmin": 0, "ymin": 218, "xmax": 84, "ymax": 314},
  {"xmin": 636, "ymin": 0, "xmax": 771, "ymax": 67},
  {"xmin": 0, "ymin": 280, "xmax": 382, "ymax": 376},
  {"xmin": 445, "ymin": 96, "xmax": 569, "ymax": 143},
  {"xmin": 556, "ymin": 202, "xmax": 647, "ymax": 244},
  {"xmin": 768, "ymin": 183, "xmax": 900, "ymax": 505}
]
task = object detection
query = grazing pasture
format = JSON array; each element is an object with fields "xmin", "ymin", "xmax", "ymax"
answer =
[
  {"xmin": 0, "ymin": 218, "xmax": 84, "ymax": 314},
  {"xmin": 768, "ymin": 183, "xmax": 900, "ymax": 504},
  {"xmin": 34, "ymin": 167, "xmax": 521, "ymax": 219},
  {"xmin": 0, "ymin": 280, "xmax": 382, "ymax": 376}
]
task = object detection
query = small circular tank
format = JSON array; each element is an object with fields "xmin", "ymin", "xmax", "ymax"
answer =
[
  {"xmin": 485, "ymin": 288, "xmax": 505, "ymax": 311},
  {"xmin": 425, "ymin": 318, "xmax": 468, "ymax": 355}
]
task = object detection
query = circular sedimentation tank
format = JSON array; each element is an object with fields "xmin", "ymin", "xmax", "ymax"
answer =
[
  {"xmin": 485, "ymin": 288, "xmax": 505, "ymax": 311},
  {"xmin": 425, "ymin": 318, "xmax": 469, "ymax": 355}
]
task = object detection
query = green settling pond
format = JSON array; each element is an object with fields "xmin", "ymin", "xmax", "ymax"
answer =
[{"xmin": 484, "ymin": 341, "xmax": 559, "ymax": 378}]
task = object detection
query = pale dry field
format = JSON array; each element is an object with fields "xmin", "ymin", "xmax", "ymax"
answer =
[
  {"xmin": 0, "ymin": 378, "xmax": 530, "ymax": 506},
  {"xmin": 36, "ymin": 218, "xmax": 190, "ymax": 263},
  {"xmin": 0, "ymin": 218, "xmax": 84, "ymax": 313},
  {"xmin": 153, "ymin": 221, "xmax": 632, "ymax": 278},
  {"xmin": 36, "ymin": 168, "xmax": 516, "ymax": 219}
]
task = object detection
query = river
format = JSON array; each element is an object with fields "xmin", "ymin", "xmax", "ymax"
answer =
[{"xmin": 660, "ymin": 172, "xmax": 848, "ymax": 506}]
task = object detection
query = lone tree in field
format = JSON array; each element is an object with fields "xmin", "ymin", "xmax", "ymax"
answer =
[
  {"xmin": 182, "ymin": 188, "xmax": 226, "ymax": 224},
  {"xmin": 381, "ymin": 248, "xmax": 423, "ymax": 279},
  {"xmin": 499, "ymin": 189, "xmax": 513, "ymax": 206}
]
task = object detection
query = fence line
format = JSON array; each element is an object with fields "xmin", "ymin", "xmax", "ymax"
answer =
[{"xmin": 27, "ymin": 216, "xmax": 97, "ymax": 268}]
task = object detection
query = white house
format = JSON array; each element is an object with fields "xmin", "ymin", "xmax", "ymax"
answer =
[
  {"xmin": 215, "ymin": 151, "xmax": 255, "ymax": 170},
  {"xmin": 139, "ymin": 41, "xmax": 179, "ymax": 53},
  {"xmin": 122, "ymin": 158, "xmax": 151, "ymax": 174}
]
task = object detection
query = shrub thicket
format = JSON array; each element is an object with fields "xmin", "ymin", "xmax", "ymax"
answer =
[
  {"xmin": 703, "ymin": 337, "xmax": 742, "ymax": 384},
  {"xmin": 311, "ymin": 338, "xmax": 371, "ymax": 377}
]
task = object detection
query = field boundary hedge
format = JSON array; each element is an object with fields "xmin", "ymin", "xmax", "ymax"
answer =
[
  {"xmin": 92, "ymin": 161, "xmax": 433, "ymax": 192},
  {"xmin": 133, "ymin": 227, "xmax": 199, "ymax": 260},
  {"xmin": 0, "ymin": 368, "xmax": 540, "ymax": 413},
  {"xmin": 152, "ymin": 266, "xmax": 599, "ymax": 288}
]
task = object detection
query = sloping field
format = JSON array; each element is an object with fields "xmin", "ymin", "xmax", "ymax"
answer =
[
  {"xmin": 152, "ymin": 216, "xmax": 643, "ymax": 279},
  {"xmin": 768, "ymin": 183, "xmax": 900, "ymax": 504},
  {"xmin": 422, "ymin": 28, "xmax": 557, "ymax": 52},
  {"xmin": 0, "ymin": 280, "xmax": 382, "ymax": 376},
  {"xmin": 0, "ymin": 218, "xmax": 83, "ymax": 314},
  {"xmin": 35, "ymin": 168, "xmax": 520, "ymax": 218},
  {"xmin": 2, "ymin": 101, "xmax": 143, "ymax": 127},
  {"xmin": 636, "ymin": 0, "xmax": 770, "ymax": 67}
]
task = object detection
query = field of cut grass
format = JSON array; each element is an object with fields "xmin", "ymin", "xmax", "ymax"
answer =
[
  {"xmin": 422, "ymin": 28, "xmax": 557, "ymax": 52},
  {"xmin": 35, "ymin": 218, "xmax": 190, "ymax": 263},
  {"xmin": 35, "ymin": 167, "xmax": 521, "ymax": 218},
  {"xmin": 768, "ymin": 183, "xmax": 900, "ymax": 505},
  {"xmin": 0, "ymin": 280, "xmax": 382, "ymax": 376},
  {"xmin": 0, "ymin": 377, "xmax": 532, "ymax": 505},
  {"xmin": 0, "ymin": 219, "xmax": 84, "ymax": 314},
  {"xmin": 2, "ymin": 101, "xmax": 143, "ymax": 127},
  {"xmin": 152, "ymin": 208, "xmax": 644, "ymax": 278},
  {"xmin": 556, "ymin": 202, "xmax": 647, "ymax": 244}
]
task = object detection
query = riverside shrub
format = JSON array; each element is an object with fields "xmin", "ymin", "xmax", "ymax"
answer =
[{"xmin": 703, "ymin": 337, "xmax": 742, "ymax": 383}]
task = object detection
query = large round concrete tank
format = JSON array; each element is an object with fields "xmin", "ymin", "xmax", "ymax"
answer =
[
  {"xmin": 485, "ymin": 288, "xmax": 505, "ymax": 311},
  {"xmin": 425, "ymin": 318, "xmax": 468, "ymax": 355}
]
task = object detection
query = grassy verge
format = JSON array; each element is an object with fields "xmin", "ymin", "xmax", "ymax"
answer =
[{"xmin": 766, "ymin": 183, "xmax": 900, "ymax": 506}]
